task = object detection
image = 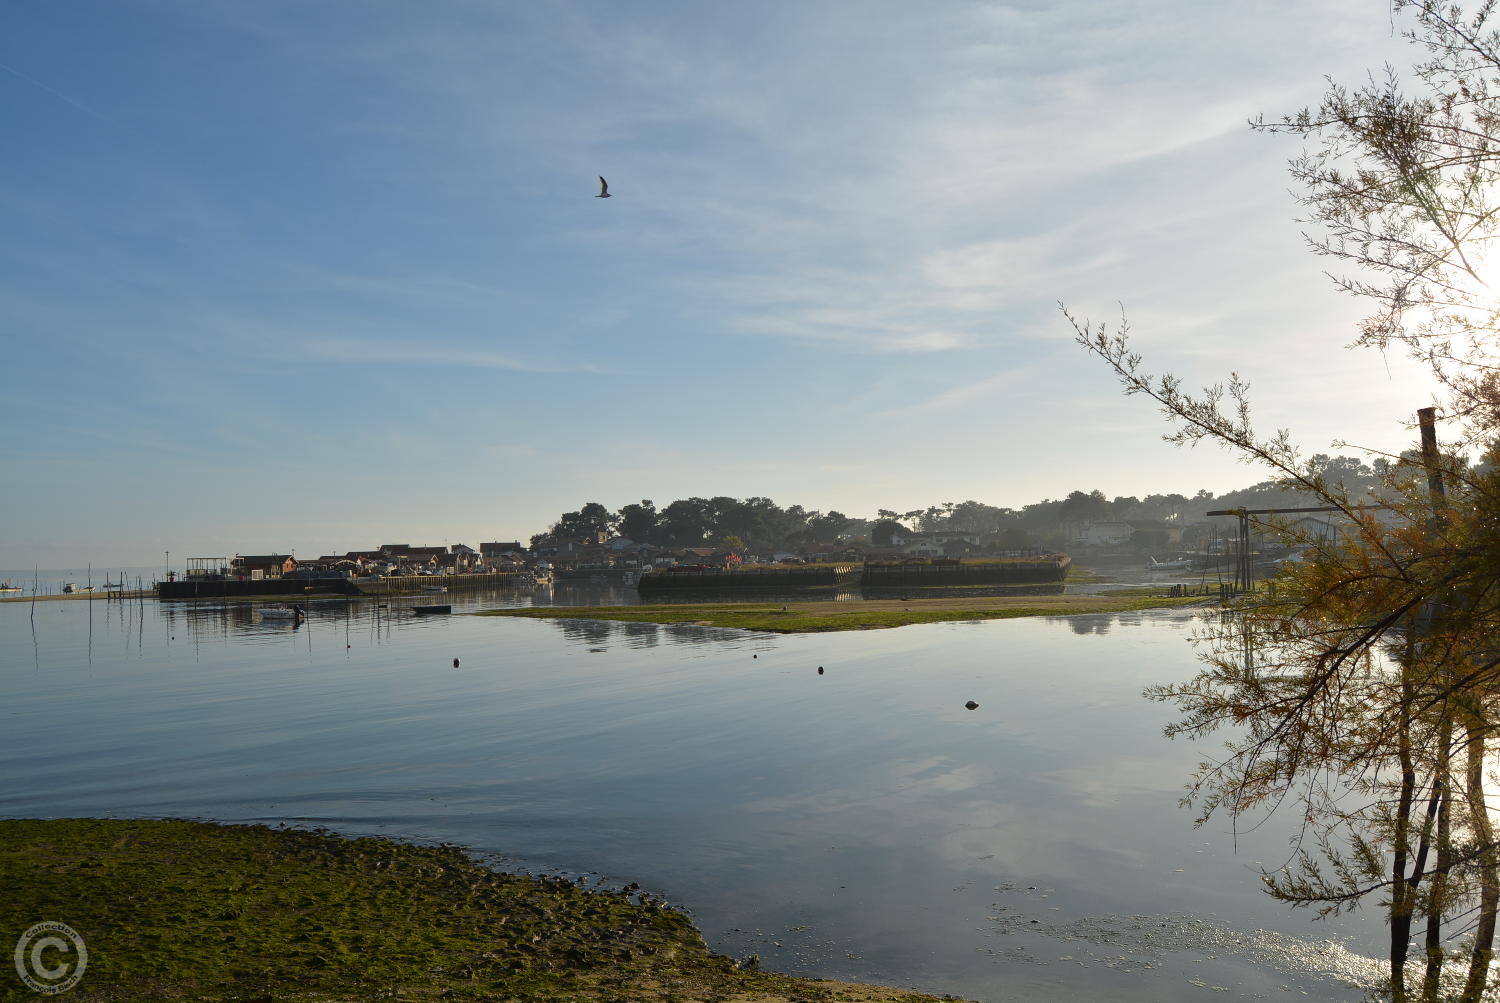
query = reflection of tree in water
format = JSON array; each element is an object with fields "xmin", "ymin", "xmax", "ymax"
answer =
[
  {"xmin": 556, "ymin": 618, "xmax": 614, "ymax": 647},
  {"xmin": 618, "ymin": 621, "xmax": 660, "ymax": 648},
  {"xmin": 1062, "ymin": 615, "xmax": 1116, "ymax": 636},
  {"xmin": 663, "ymin": 624, "xmax": 743, "ymax": 647}
]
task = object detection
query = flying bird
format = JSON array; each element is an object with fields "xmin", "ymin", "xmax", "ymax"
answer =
[{"xmin": 596, "ymin": 176, "xmax": 612, "ymax": 198}]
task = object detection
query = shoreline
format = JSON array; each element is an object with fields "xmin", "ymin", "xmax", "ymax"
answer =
[
  {"xmin": 476, "ymin": 592, "xmax": 1211, "ymax": 633},
  {"xmin": 0, "ymin": 818, "xmax": 966, "ymax": 1002}
]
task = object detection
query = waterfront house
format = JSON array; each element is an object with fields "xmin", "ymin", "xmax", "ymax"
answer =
[
  {"xmin": 231, "ymin": 555, "xmax": 297, "ymax": 580},
  {"xmin": 480, "ymin": 541, "xmax": 525, "ymax": 561},
  {"xmin": 400, "ymin": 546, "xmax": 447, "ymax": 573},
  {"xmin": 1075, "ymin": 521, "xmax": 1135, "ymax": 547},
  {"xmin": 888, "ymin": 530, "xmax": 984, "ymax": 556}
]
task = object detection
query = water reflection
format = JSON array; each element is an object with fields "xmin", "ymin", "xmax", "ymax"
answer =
[
  {"xmin": 617, "ymin": 621, "xmax": 661, "ymax": 648},
  {"xmin": 141, "ymin": 591, "xmax": 803, "ymax": 653},
  {"xmin": 0, "ymin": 600, "xmax": 1371, "ymax": 1001},
  {"xmin": 557, "ymin": 617, "xmax": 614, "ymax": 648}
]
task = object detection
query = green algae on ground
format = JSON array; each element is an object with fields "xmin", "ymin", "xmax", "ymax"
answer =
[
  {"xmin": 0, "ymin": 818, "xmax": 960, "ymax": 1002},
  {"xmin": 477, "ymin": 594, "xmax": 1204, "ymax": 633}
]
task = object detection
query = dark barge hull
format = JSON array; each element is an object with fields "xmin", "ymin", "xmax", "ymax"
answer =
[
  {"xmin": 861, "ymin": 557, "xmax": 1071, "ymax": 587},
  {"xmin": 638, "ymin": 565, "xmax": 857, "ymax": 592}
]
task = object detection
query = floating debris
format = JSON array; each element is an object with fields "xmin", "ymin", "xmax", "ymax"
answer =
[
  {"xmin": 965, "ymin": 700, "xmax": 979, "ymax": 710},
  {"xmin": 453, "ymin": 657, "xmax": 460, "ymax": 668}
]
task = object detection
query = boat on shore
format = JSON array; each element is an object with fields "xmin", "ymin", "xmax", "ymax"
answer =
[{"xmin": 1147, "ymin": 556, "xmax": 1194, "ymax": 572}]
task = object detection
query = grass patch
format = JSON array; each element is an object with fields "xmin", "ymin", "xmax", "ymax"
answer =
[
  {"xmin": 0, "ymin": 818, "xmax": 960, "ymax": 1002},
  {"xmin": 1063, "ymin": 565, "xmax": 1116, "ymax": 584},
  {"xmin": 478, "ymin": 594, "xmax": 1204, "ymax": 633}
]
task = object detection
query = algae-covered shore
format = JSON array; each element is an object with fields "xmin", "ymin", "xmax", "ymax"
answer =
[
  {"xmin": 477, "ymin": 592, "xmax": 1207, "ymax": 633},
  {"xmin": 0, "ymin": 818, "xmax": 962, "ymax": 1002}
]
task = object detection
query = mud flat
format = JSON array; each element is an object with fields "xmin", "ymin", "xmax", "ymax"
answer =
[{"xmin": 0, "ymin": 818, "xmax": 964, "ymax": 1002}]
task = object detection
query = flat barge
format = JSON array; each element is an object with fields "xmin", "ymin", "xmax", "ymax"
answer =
[
  {"xmin": 638, "ymin": 564, "xmax": 859, "ymax": 592},
  {"xmin": 861, "ymin": 556, "xmax": 1071, "ymax": 588}
]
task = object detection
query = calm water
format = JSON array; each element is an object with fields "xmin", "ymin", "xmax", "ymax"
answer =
[{"xmin": 0, "ymin": 592, "xmax": 1383, "ymax": 1000}]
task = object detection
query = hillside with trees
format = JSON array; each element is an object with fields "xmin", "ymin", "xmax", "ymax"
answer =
[{"xmin": 529, "ymin": 454, "xmax": 1386, "ymax": 554}]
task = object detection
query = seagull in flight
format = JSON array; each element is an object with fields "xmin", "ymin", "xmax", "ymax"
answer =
[{"xmin": 595, "ymin": 176, "xmax": 612, "ymax": 198}]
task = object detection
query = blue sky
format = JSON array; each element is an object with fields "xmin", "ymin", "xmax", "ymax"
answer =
[{"xmin": 1, "ymin": 1, "xmax": 1435, "ymax": 567}]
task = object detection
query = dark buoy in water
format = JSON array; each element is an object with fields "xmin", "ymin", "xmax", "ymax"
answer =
[
  {"xmin": 817, "ymin": 666, "xmax": 824, "ymax": 675},
  {"xmin": 965, "ymin": 700, "xmax": 979, "ymax": 710},
  {"xmin": 752, "ymin": 654, "xmax": 757, "ymax": 659},
  {"xmin": 453, "ymin": 657, "xmax": 460, "ymax": 668}
]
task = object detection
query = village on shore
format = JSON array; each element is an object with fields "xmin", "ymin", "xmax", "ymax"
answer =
[{"xmin": 182, "ymin": 525, "xmax": 1062, "ymax": 584}]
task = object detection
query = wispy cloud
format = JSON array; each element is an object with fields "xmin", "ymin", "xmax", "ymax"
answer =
[
  {"xmin": 876, "ymin": 366, "xmax": 1042, "ymax": 418},
  {"xmin": 0, "ymin": 58, "xmax": 107, "ymax": 119},
  {"xmin": 303, "ymin": 338, "xmax": 604, "ymax": 374}
]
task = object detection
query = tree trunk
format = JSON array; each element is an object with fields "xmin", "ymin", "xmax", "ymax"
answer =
[
  {"xmin": 1459, "ymin": 722, "xmax": 1498, "ymax": 1003},
  {"xmin": 1392, "ymin": 666, "xmax": 1418, "ymax": 1001},
  {"xmin": 1421, "ymin": 723, "xmax": 1454, "ymax": 1003}
]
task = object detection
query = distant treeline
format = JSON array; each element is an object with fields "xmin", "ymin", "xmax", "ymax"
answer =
[{"xmin": 532, "ymin": 454, "xmax": 1388, "ymax": 554}]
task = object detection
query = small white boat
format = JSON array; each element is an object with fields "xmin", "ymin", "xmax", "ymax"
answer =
[
  {"xmin": 422, "ymin": 586, "xmax": 448, "ymax": 593},
  {"xmin": 0, "ymin": 583, "xmax": 22, "ymax": 594},
  {"xmin": 1147, "ymin": 556, "xmax": 1194, "ymax": 572},
  {"xmin": 259, "ymin": 605, "xmax": 305, "ymax": 620},
  {"xmin": 62, "ymin": 583, "xmax": 80, "ymax": 593}
]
